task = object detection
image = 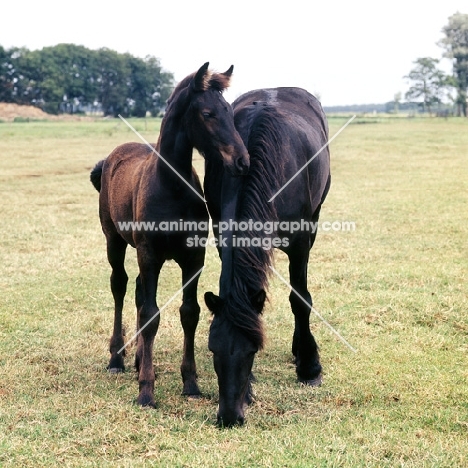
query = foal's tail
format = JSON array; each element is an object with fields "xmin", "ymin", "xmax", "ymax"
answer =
[{"xmin": 90, "ymin": 159, "xmax": 105, "ymax": 192}]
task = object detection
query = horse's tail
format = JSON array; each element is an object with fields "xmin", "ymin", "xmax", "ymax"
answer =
[{"xmin": 90, "ymin": 159, "xmax": 105, "ymax": 192}]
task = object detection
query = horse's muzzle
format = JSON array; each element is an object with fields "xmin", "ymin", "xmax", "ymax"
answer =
[
  {"xmin": 234, "ymin": 153, "xmax": 250, "ymax": 175},
  {"xmin": 217, "ymin": 412, "xmax": 245, "ymax": 428}
]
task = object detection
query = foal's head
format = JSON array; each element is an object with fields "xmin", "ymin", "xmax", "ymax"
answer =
[{"xmin": 164, "ymin": 62, "xmax": 249, "ymax": 175}]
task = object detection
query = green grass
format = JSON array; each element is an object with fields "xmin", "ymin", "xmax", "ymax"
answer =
[{"xmin": 0, "ymin": 116, "xmax": 467, "ymax": 467}]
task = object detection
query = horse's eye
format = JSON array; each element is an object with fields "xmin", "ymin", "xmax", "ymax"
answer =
[{"xmin": 202, "ymin": 111, "xmax": 214, "ymax": 119}]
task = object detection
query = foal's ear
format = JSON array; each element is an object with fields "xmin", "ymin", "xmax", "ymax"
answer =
[
  {"xmin": 251, "ymin": 289, "xmax": 267, "ymax": 314},
  {"xmin": 193, "ymin": 62, "xmax": 211, "ymax": 92},
  {"xmin": 210, "ymin": 65, "xmax": 234, "ymax": 92},
  {"xmin": 204, "ymin": 291, "xmax": 223, "ymax": 314},
  {"xmin": 222, "ymin": 65, "xmax": 234, "ymax": 79}
]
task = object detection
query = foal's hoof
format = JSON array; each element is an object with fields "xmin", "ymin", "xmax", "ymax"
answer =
[
  {"xmin": 299, "ymin": 374, "xmax": 323, "ymax": 387},
  {"xmin": 182, "ymin": 381, "xmax": 201, "ymax": 398},
  {"xmin": 137, "ymin": 395, "xmax": 157, "ymax": 409},
  {"xmin": 186, "ymin": 394, "xmax": 202, "ymax": 401},
  {"xmin": 108, "ymin": 355, "xmax": 125, "ymax": 373}
]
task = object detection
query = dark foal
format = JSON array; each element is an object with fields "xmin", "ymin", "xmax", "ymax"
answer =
[{"xmin": 90, "ymin": 63, "xmax": 249, "ymax": 408}]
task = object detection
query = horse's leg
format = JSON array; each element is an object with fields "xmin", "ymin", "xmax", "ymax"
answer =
[
  {"xmin": 106, "ymin": 234, "xmax": 128, "ymax": 373},
  {"xmin": 134, "ymin": 274, "xmax": 142, "ymax": 373},
  {"xmin": 135, "ymin": 246, "xmax": 163, "ymax": 407},
  {"xmin": 288, "ymin": 239, "xmax": 322, "ymax": 386},
  {"xmin": 178, "ymin": 253, "xmax": 203, "ymax": 396}
]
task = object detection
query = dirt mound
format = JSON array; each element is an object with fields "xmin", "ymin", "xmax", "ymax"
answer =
[{"xmin": 0, "ymin": 102, "xmax": 88, "ymax": 121}]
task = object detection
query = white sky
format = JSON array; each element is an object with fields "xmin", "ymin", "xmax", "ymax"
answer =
[{"xmin": 1, "ymin": 1, "xmax": 466, "ymax": 106}]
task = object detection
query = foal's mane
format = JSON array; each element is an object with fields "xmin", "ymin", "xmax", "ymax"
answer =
[
  {"xmin": 224, "ymin": 104, "xmax": 286, "ymax": 349},
  {"xmin": 165, "ymin": 73, "xmax": 195, "ymax": 109}
]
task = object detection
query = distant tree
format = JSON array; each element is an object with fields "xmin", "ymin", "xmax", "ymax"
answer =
[
  {"xmin": 126, "ymin": 55, "xmax": 149, "ymax": 117},
  {"xmin": 404, "ymin": 57, "xmax": 449, "ymax": 115},
  {"xmin": 94, "ymin": 48, "xmax": 130, "ymax": 117},
  {"xmin": 51, "ymin": 44, "xmax": 97, "ymax": 111},
  {"xmin": 8, "ymin": 44, "xmax": 96, "ymax": 113},
  {"xmin": 0, "ymin": 46, "xmax": 15, "ymax": 102},
  {"xmin": 393, "ymin": 92, "xmax": 402, "ymax": 113},
  {"xmin": 125, "ymin": 55, "xmax": 173, "ymax": 117},
  {"xmin": 26, "ymin": 46, "xmax": 69, "ymax": 113},
  {"xmin": 145, "ymin": 56, "xmax": 174, "ymax": 116},
  {"xmin": 439, "ymin": 12, "xmax": 468, "ymax": 117},
  {"xmin": 0, "ymin": 43, "xmax": 174, "ymax": 116},
  {"xmin": 11, "ymin": 47, "xmax": 44, "ymax": 106}
]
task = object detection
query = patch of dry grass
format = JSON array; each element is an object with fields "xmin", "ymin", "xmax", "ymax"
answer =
[{"xmin": 0, "ymin": 117, "xmax": 467, "ymax": 467}]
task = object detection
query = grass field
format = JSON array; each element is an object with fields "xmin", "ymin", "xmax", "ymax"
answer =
[{"xmin": 0, "ymin": 116, "xmax": 467, "ymax": 467}]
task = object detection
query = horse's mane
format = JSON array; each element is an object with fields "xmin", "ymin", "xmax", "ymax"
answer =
[
  {"xmin": 165, "ymin": 74, "xmax": 195, "ymax": 108},
  {"xmin": 224, "ymin": 105, "xmax": 286, "ymax": 349},
  {"xmin": 209, "ymin": 72, "xmax": 232, "ymax": 92}
]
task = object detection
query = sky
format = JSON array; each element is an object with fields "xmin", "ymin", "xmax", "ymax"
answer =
[{"xmin": 1, "ymin": 1, "xmax": 466, "ymax": 107}]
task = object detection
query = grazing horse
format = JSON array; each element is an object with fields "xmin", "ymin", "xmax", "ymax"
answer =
[
  {"xmin": 204, "ymin": 87, "xmax": 331, "ymax": 426},
  {"xmin": 90, "ymin": 63, "xmax": 249, "ymax": 408}
]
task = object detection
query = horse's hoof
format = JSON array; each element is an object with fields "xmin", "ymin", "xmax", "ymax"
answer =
[
  {"xmin": 140, "ymin": 403, "xmax": 156, "ymax": 410},
  {"xmin": 182, "ymin": 381, "xmax": 201, "ymax": 397},
  {"xmin": 186, "ymin": 394, "xmax": 202, "ymax": 401},
  {"xmin": 108, "ymin": 367, "xmax": 124, "ymax": 374},
  {"xmin": 299, "ymin": 374, "xmax": 323, "ymax": 387},
  {"xmin": 137, "ymin": 396, "xmax": 157, "ymax": 408},
  {"xmin": 108, "ymin": 354, "xmax": 125, "ymax": 371}
]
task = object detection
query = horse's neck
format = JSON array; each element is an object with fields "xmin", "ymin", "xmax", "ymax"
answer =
[
  {"xmin": 204, "ymin": 160, "xmax": 224, "ymax": 215},
  {"xmin": 157, "ymin": 126, "xmax": 194, "ymax": 180}
]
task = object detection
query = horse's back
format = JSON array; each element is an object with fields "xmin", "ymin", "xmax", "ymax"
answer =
[
  {"xmin": 232, "ymin": 87, "xmax": 328, "ymax": 156},
  {"xmin": 99, "ymin": 142, "xmax": 155, "ymax": 243},
  {"xmin": 233, "ymin": 87, "xmax": 327, "ymax": 133},
  {"xmin": 98, "ymin": 141, "xmax": 207, "ymax": 249},
  {"xmin": 102, "ymin": 142, "xmax": 154, "ymax": 183},
  {"xmin": 232, "ymin": 87, "xmax": 330, "ymax": 217}
]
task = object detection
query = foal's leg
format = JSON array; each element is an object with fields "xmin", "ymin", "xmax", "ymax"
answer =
[
  {"xmin": 178, "ymin": 253, "xmax": 204, "ymax": 396},
  {"xmin": 106, "ymin": 234, "xmax": 128, "ymax": 373},
  {"xmin": 134, "ymin": 274, "xmax": 142, "ymax": 373},
  {"xmin": 288, "ymin": 242, "xmax": 322, "ymax": 386},
  {"xmin": 135, "ymin": 246, "xmax": 163, "ymax": 408}
]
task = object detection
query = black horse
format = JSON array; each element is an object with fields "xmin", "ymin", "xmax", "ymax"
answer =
[
  {"xmin": 204, "ymin": 87, "xmax": 331, "ymax": 426},
  {"xmin": 90, "ymin": 63, "xmax": 249, "ymax": 408}
]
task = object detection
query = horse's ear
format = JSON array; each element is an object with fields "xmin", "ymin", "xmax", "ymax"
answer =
[
  {"xmin": 210, "ymin": 65, "xmax": 234, "ymax": 92},
  {"xmin": 204, "ymin": 291, "xmax": 223, "ymax": 314},
  {"xmin": 251, "ymin": 289, "xmax": 267, "ymax": 314},
  {"xmin": 193, "ymin": 62, "xmax": 211, "ymax": 92},
  {"xmin": 223, "ymin": 65, "xmax": 234, "ymax": 79}
]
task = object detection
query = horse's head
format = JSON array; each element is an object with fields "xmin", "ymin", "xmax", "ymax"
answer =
[
  {"xmin": 204, "ymin": 290, "xmax": 266, "ymax": 427},
  {"xmin": 178, "ymin": 63, "xmax": 250, "ymax": 175}
]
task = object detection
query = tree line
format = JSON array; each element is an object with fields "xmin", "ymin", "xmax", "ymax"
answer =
[
  {"xmin": 0, "ymin": 43, "xmax": 174, "ymax": 117},
  {"xmin": 404, "ymin": 12, "xmax": 468, "ymax": 116}
]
